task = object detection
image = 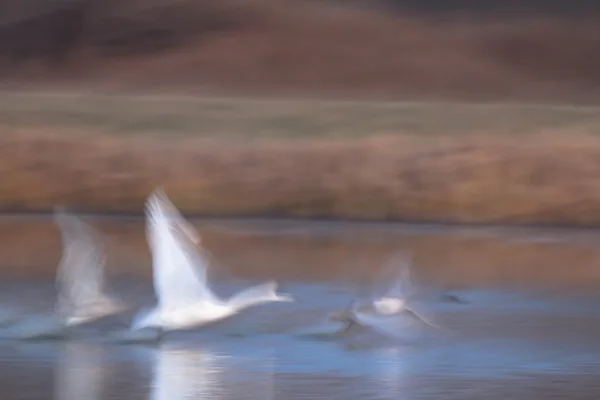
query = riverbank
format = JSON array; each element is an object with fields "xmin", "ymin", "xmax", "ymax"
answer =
[{"xmin": 2, "ymin": 92, "xmax": 600, "ymax": 226}]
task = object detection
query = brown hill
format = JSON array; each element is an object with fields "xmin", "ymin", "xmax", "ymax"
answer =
[{"xmin": 1, "ymin": 0, "xmax": 600, "ymax": 101}]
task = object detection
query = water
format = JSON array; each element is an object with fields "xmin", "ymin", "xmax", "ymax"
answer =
[{"xmin": 0, "ymin": 217, "xmax": 599, "ymax": 399}]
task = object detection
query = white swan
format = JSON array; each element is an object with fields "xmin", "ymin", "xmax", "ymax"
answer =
[
  {"xmin": 331, "ymin": 252, "xmax": 446, "ymax": 338},
  {"xmin": 131, "ymin": 189, "xmax": 293, "ymax": 332},
  {"xmin": 54, "ymin": 209, "xmax": 126, "ymax": 327}
]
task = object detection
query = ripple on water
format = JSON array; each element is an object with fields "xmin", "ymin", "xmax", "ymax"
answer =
[{"xmin": 0, "ymin": 284, "xmax": 596, "ymax": 399}]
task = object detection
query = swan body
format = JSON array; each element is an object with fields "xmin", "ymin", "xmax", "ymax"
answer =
[
  {"xmin": 372, "ymin": 298, "xmax": 406, "ymax": 315},
  {"xmin": 332, "ymin": 253, "xmax": 445, "ymax": 338},
  {"xmin": 132, "ymin": 189, "xmax": 293, "ymax": 332},
  {"xmin": 54, "ymin": 209, "xmax": 126, "ymax": 327},
  {"xmin": 133, "ymin": 280, "xmax": 291, "ymax": 331}
]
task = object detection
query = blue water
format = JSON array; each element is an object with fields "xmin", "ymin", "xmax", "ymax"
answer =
[
  {"xmin": 0, "ymin": 284, "xmax": 598, "ymax": 400},
  {"xmin": 0, "ymin": 216, "xmax": 599, "ymax": 399}
]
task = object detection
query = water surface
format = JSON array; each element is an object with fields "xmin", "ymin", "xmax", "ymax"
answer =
[{"xmin": 0, "ymin": 217, "xmax": 599, "ymax": 399}]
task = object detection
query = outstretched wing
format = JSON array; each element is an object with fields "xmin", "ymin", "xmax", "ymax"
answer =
[
  {"xmin": 54, "ymin": 209, "xmax": 111, "ymax": 316},
  {"xmin": 370, "ymin": 251, "xmax": 419, "ymax": 302},
  {"xmin": 145, "ymin": 189, "xmax": 218, "ymax": 309}
]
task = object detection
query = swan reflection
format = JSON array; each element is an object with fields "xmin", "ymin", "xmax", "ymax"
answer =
[
  {"xmin": 151, "ymin": 343, "xmax": 275, "ymax": 400},
  {"xmin": 370, "ymin": 346, "xmax": 411, "ymax": 399},
  {"xmin": 54, "ymin": 343, "xmax": 107, "ymax": 400}
]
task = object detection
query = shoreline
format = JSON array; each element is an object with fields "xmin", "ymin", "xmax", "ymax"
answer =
[
  {"xmin": 2, "ymin": 212, "xmax": 600, "ymax": 235},
  {"xmin": 2, "ymin": 213, "xmax": 600, "ymax": 292},
  {"xmin": 4, "ymin": 132, "xmax": 600, "ymax": 227}
]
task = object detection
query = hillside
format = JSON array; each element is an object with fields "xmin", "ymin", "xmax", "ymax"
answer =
[{"xmin": 1, "ymin": 0, "xmax": 599, "ymax": 102}]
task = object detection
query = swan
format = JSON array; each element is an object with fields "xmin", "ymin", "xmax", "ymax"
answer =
[
  {"xmin": 0, "ymin": 211, "xmax": 125, "ymax": 340},
  {"xmin": 330, "ymin": 252, "xmax": 447, "ymax": 338},
  {"xmin": 130, "ymin": 189, "xmax": 293, "ymax": 333},
  {"xmin": 54, "ymin": 209, "xmax": 126, "ymax": 327}
]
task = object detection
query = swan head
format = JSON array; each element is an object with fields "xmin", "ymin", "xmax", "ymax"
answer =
[
  {"xmin": 272, "ymin": 293, "xmax": 294, "ymax": 302},
  {"xmin": 243, "ymin": 292, "xmax": 294, "ymax": 307}
]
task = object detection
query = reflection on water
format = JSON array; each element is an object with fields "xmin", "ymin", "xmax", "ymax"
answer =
[
  {"xmin": 372, "ymin": 347, "xmax": 408, "ymax": 396},
  {"xmin": 54, "ymin": 343, "xmax": 106, "ymax": 400},
  {"xmin": 1, "ymin": 286, "xmax": 599, "ymax": 400},
  {"xmin": 151, "ymin": 345, "xmax": 227, "ymax": 400},
  {"xmin": 51, "ymin": 340, "xmax": 277, "ymax": 400},
  {"xmin": 151, "ymin": 344, "xmax": 274, "ymax": 400},
  {"xmin": 0, "ymin": 217, "xmax": 600, "ymax": 399},
  {"xmin": 1, "ymin": 217, "xmax": 600, "ymax": 293}
]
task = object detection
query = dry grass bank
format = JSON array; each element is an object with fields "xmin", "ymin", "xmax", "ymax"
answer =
[{"xmin": 2, "ymin": 93, "xmax": 600, "ymax": 226}]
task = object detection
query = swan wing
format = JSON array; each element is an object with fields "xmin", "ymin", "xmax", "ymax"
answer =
[
  {"xmin": 54, "ymin": 210, "xmax": 112, "ymax": 317},
  {"xmin": 371, "ymin": 252, "xmax": 418, "ymax": 302},
  {"xmin": 145, "ymin": 189, "xmax": 218, "ymax": 309}
]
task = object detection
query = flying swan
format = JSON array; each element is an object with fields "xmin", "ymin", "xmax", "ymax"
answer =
[
  {"xmin": 329, "ymin": 252, "xmax": 447, "ymax": 338},
  {"xmin": 54, "ymin": 209, "xmax": 126, "ymax": 327},
  {"xmin": 130, "ymin": 189, "xmax": 293, "ymax": 333}
]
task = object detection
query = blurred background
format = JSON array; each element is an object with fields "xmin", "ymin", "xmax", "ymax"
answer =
[
  {"xmin": 1, "ymin": 4, "xmax": 600, "ymax": 400},
  {"xmin": 1, "ymin": 1, "xmax": 600, "ymax": 224},
  {"xmin": 1, "ymin": 0, "xmax": 600, "ymax": 220},
  {"xmin": 1, "ymin": 0, "xmax": 600, "ymax": 99},
  {"xmin": 1, "ymin": 0, "xmax": 600, "ymax": 282}
]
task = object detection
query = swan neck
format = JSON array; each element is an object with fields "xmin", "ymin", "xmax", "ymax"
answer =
[{"xmin": 229, "ymin": 295, "xmax": 271, "ymax": 310}]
